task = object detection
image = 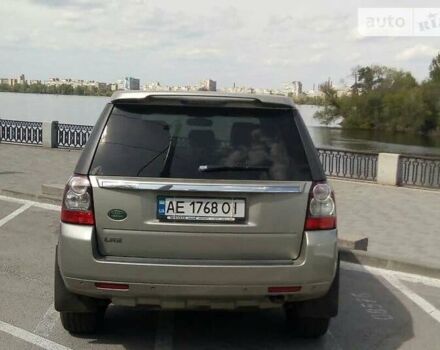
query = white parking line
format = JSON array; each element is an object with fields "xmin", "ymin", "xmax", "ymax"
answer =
[
  {"xmin": 382, "ymin": 274, "xmax": 440, "ymax": 324},
  {"xmin": 154, "ymin": 311, "xmax": 174, "ymax": 350},
  {"xmin": 34, "ymin": 304, "xmax": 58, "ymax": 339},
  {"xmin": 341, "ymin": 262, "xmax": 440, "ymax": 288},
  {"xmin": 0, "ymin": 320, "xmax": 72, "ymax": 350},
  {"xmin": 342, "ymin": 262, "xmax": 440, "ymax": 324},
  {"xmin": 0, "ymin": 203, "xmax": 32, "ymax": 228},
  {"xmin": 0, "ymin": 194, "xmax": 60, "ymax": 212},
  {"xmin": 327, "ymin": 330, "xmax": 344, "ymax": 350}
]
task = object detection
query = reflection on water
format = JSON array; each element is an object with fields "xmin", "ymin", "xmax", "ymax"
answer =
[
  {"xmin": 297, "ymin": 105, "xmax": 440, "ymax": 157},
  {"xmin": 309, "ymin": 127, "xmax": 440, "ymax": 157},
  {"xmin": 0, "ymin": 93, "xmax": 439, "ymax": 156}
]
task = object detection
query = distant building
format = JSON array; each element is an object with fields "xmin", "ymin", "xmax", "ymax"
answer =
[
  {"xmin": 284, "ymin": 81, "xmax": 303, "ymax": 97},
  {"xmin": 335, "ymin": 86, "xmax": 352, "ymax": 97},
  {"xmin": 84, "ymin": 81, "xmax": 108, "ymax": 90},
  {"xmin": 42, "ymin": 77, "xmax": 108, "ymax": 90},
  {"xmin": 111, "ymin": 80, "xmax": 124, "ymax": 91},
  {"xmin": 142, "ymin": 80, "xmax": 216, "ymax": 92},
  {"xmin": 199, "ymin": 79, "xmax": 217, "ymax": 91},
  {"xmin": 305, "ymin": 89, "xmax": 324, "ymax": 98},
  {"xmin": 19, "ymin": 74, "xmax": 26, "ymax": 84},
  {"xmin": 0, "ymin": 75, "xmax": 26, "ymax": 86},
  {"xmin": 124, "ymin": 77, "xmax": 140, "ymax": 90},
  {"xmin": 222, "ymin": 84, "xmax": 254, "ymax": 94},
  {"xmin": 8, "ymin": 78, "xmax": 18, "ymax": 86},
  {"xmin": 46, "ymin": 78, "xmax": 61, "ymax": 86},
  {"xmin": 143, "ymin": 81, "xmax": 167, "ymax": 91}
]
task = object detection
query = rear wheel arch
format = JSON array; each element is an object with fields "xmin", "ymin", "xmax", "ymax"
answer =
[{"xmin": 54, "ymin": 246, "xmax": 108, "ymax": 313}]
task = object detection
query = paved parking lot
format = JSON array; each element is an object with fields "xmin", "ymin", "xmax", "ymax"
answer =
[{"xmin": 0, "ymin": 194, "xmax": 439, "ymax": 350}]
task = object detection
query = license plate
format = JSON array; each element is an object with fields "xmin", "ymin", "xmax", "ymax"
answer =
[{"xmin": 157, "ymin": 197, "xmax": 245, "ymax": 222}]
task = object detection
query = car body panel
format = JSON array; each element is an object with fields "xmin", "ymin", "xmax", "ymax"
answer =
[
  {"xmin": 57, "ymin": 222, "xmax": 337, "ymax": 308},
  {"xmin": 90, "ymin": 176, "xmax": 311, "ymax": 260}
]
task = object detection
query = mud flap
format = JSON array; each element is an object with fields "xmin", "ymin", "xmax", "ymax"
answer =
[{"xmin": 286, "ymin": 255, "xmax": 339, "ymax": 318}]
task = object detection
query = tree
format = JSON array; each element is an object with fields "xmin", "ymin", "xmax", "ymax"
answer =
[
  {"xmin": 429, "ymin": 53, "xmax": 440, "ymax": 83},
  {"xmin": 352, "ymin": 66, "xmax": 386, "ymax": 93},
  {"xmin": 313, "ymin": 82, "xmax": 343, "ymax": 125},
  {"xmin": 314, "ymin": 64, "xmax": 433, "ymax": 133}
]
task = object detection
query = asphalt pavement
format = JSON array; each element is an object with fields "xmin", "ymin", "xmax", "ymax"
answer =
[{"xmin": 0, "ymin": 194, "xmax": 439, "ymax": 350}]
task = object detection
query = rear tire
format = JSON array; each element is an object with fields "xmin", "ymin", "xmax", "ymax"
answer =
[
  {"xmin": 55, "ymin": 247, "xmax": 109, "ymax": 334},
  {"xmin": 284, "ymin": 255, "xmax": 339, "ymax": 338},
  {"xmin": 285, "ymin": 311, "xmax": 330, "ymax": 338},
  {"xmin": 60, "ymin": 310, "xmax": 104, "ymax": 334}
]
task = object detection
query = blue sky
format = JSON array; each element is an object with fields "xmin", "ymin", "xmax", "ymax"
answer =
[{"xmin": 0, "ymin": 0, "xmax": 439, "ymax": 89}]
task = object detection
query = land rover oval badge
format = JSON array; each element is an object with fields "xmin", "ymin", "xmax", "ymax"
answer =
[{"xmin": 108, "ymin": 209, "xmax": 127, "ymax": 221}]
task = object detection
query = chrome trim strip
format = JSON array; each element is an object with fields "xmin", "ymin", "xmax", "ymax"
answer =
[
  {"xmin": 97, "ymin": 179, "xmax": 303, "ymax": 193},
  {"xmin": 102, "ymin": 256, "xmax": 294, "ymax": 266}
]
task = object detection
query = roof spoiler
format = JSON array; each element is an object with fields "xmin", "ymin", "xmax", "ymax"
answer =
[{"xmin": 110, "ymin": 91, "xmax": 295, "ymax": 108}]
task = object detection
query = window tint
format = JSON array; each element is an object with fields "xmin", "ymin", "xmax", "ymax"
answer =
[{"xmin": 90, "ymin": 105, "xmax": 312, "ymax": 181}]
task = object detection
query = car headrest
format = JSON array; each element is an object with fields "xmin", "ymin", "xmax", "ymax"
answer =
[{"xmin": 230, "ymin": 122, "xmax": 258, "ymax": 148}]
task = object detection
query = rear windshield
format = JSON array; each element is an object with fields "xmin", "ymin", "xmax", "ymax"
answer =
[{"xmin": 90, "ymin": 105, "xmax": 312, "ymax": 181}]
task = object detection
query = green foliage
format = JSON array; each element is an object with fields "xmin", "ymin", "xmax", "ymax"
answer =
[
  {"xmin": 429, "ymin": 53, "xmax": 440, "ymax": 83},
  {"xmin": 0, "ymin": 82, "xmax": 113, "ymax": 97},
  {"xmin": 315, "ymin": 57, "xmax": 440, "ymax": 134},
  {"xmin": 313, "ymin": 82, "xmax": 342, "ymax": 125},
  {"xmin": 292, "ymin": 94, "xmax": 325, "ymax": 106}
]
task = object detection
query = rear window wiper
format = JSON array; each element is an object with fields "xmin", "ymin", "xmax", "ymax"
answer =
[
  {"xmin": 198, "ymin": 165, "xmax": 270, "ymax": 173},
  {"xmin": 136, "ymin": 137, "xmax": 177, "ymax": 177},
  {"xmin": 159, "ymin": 136, "xmax": 178, "ymax": 177}
]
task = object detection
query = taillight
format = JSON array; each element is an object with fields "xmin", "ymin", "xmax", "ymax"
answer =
[
  {"xmin": 61, "ymin": 175, "xmax": 95, "ymax": 225},
  {"xmin": 304, "ymin": 182, "xmax": 336, "ymax": 230}
]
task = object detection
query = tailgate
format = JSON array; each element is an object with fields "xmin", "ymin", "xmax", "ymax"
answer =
[{"xmin": 91, "ymin": 177, "xmax": 311, "ymax": 261}]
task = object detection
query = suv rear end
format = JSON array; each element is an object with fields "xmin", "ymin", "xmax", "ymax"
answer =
[{"xmin": 55, "ymin": 92, "xmax": 338, "ymax": 338}]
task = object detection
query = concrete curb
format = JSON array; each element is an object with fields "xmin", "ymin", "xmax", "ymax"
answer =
[
  {"xmin": 340, "ymin": 248, "xmax": 440, "ymax": 280},
  {"xmin": 338, "ymin": 235, "xmax": 368, "ymax": 251}
]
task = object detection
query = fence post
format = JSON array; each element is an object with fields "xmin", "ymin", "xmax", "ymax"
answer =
[
  {"xmin": 42, "ymin": 121, "xmax": 58, "ymax": 148},
  {"xmin": 377, "ymin": 153, "xmax": 401, "ymax": 186}
]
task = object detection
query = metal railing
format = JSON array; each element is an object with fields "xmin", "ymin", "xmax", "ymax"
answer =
[
  {"xmin": 2, "ymin": 118, "xmax": 440, "ymax": 189},
  {"xmin": 0, "ymin": 119, "xmax": 43, "ymax": 145},
  {"xmin": 400, "ymin": 155, "xmax": 440, "ymax": 188},
  {"xmin": 56, "ymin": 123, "xmax": 94, "ymax": 149},
  {"xmin": 317, "ymin": 148, "xmax": 378, "ymax": 181}
]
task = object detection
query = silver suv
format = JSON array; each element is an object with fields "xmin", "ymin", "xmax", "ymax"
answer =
[{"xmin": 55, "ymin": 92, "xmax": 338, "ymax": 338}]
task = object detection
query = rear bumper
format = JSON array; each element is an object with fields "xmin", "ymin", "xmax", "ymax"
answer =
[{"xmin": 58, "ymin": 223, "xmax": 338, "ymax": 308}]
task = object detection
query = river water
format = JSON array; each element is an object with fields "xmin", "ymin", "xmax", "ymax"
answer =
[{"xmin": 0, "ymin": 92, "xmax": 439, "ymax": 156}]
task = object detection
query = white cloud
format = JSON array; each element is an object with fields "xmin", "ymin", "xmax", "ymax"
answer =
[
  {"xmin": 396, "ymin": 45, "xmax": 439, "ymax": 61},
  {"xmin": 0, "ymin": 0, "xmax": 439, "ymax": 88},
  {"xmin": 177, "ymin": 48, "xmax": 224, "ymax": 60},
  {"xmin": 29, "ymin": 0, "xmax": 108, "ymax": 9},
  {"xmin": 309, "ymin": 43, "xmax": 330, "ymax": 50},
  {"xmin": 310, "ymin": 53, "xmax": 324, "ymax": 63},
  {"xmin": 343, "ymin": 52, "xmax": 362, "ymax": 62},
  {"xmin": 263, "ymin": 58, "xmax": 292, "ymax": 67}
]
